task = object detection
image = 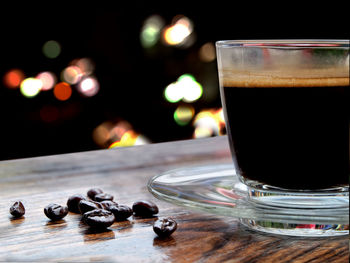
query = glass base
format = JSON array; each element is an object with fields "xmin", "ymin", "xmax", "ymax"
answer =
[
  {"xmin": 240, "ymin": 219, "xmax": 349, "ymax": 237},
  {"xmin": 241, "ymin": 176, "xmax": 349, "ymax": 209},
  {"xmin": 148, "ymin": 164, "xmax": 349, "ymax": 237},
  {"xmin": 240, "ymin": 178, "xmax": 349, "ymax": 236}
]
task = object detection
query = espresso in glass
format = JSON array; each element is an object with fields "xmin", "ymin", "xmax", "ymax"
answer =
[
  {"xmin": 216, "ymin": 40, "xmax": 349, "ymax": 236},
  {"xmin": 223, "ymin": 76, "xmax": 349, "ymax": 190},
  {"xmin": 217, "ymin": 40, "xmax": 349, "ymax": 192}
]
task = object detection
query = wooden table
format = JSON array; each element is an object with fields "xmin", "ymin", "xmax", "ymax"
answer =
[{"xmin": 0, "ymin": 136, "xmax": 348, "ymax": 262}]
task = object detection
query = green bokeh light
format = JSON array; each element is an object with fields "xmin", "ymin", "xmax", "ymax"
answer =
[{"xmin": 42, "ymin": 40, "xmax": 61, "ymax": 59}]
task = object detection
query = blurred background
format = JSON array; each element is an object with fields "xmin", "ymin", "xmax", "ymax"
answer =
[{"xmin": 0, "ymin": 5, "xmax": 348, "ymax": 160}]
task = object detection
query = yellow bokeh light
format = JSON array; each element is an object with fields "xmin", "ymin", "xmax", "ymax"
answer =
[
  {"xmin": 109, "ymin": 131, "xmax": 149, "ymax": 148},
  {"xmin": 163, "ymin": 16, "xmax": 193, "ymax": 46},
  {"xmin": 163, "ymin": 24, "xmax": 191, "ymax": 45},
  {"xmin": 93, "ymin": 120, "xmax": 150, "ymax": 149},
  {"xmin": 193, "ymin": 126, "xmax": 214, "ymax": 138},
  {"xmin": 216, "ymin": 108, "xmax": 225, "ymax": 124},
  {"xmin": 174, "ymin": 105, "xmax": 195, "ymax": 126},
  {"xmin": 20, "ymin": 77, "xmax": 42, "ymax": 98},
  {"xmin": 193, "ymin": 108, "xmax": 226, "ymax": 138}
]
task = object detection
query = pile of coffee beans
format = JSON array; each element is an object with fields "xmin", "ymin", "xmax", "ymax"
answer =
[{"xmin": 9, "ymin": 188, "xmax": 177, "ymax": 238}]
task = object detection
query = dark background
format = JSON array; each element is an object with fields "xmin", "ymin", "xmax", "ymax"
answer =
[{"xmin": 0, "ymin": 4, "xmax": 348, "ymax": 160}]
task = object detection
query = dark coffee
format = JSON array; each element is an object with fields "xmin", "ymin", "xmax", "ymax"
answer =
[{"xmin": 223, "ymin": 77, "xmax": 349, "ymax": 190}]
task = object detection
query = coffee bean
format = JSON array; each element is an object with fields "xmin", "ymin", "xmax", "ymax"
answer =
[
  {"xmin": 44, "ymin": 204, "xmax": 68, "ymax": 221},
  {"xmin": 82, "ymin": 209, "xmax": 115, "ymax": 228},
  {"xmin": 79, "ymin": 200, "xmax": 102, "ymax": 214},
  {"xmin": 100, "ymin": 200, "xmax": 118, "ymax": 210},
  {"xmin": 153, "ymin": 218, "xmax": 177, "ymax": 237},
  {"xmin": 132, "ymin": 200, "xmax": 159, "ymax": 217},
  {"xmin": 87, "ymin": 188, "xmax": 103, "ymax": 200},
  {"xmin": 94, "ymin": 193, "xmax": 114, "ymax": 202},
  {"xmin": 9, "ymin": 201, "xmax": 25, "ymax": 218},
  {"xmin": 109, "ymin": 205, "xmax": 132, "ymax": 221},
  {"xmin": 67, "ymin": 194, "xmax": 86, "ymax": 213}
]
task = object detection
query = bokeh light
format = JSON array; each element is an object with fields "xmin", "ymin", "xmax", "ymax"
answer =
[
  {"xmin": 193, "ymin": 108, "xmax": 225, "ymax": 138},
  {"xmin": 93, "ymin": 120, "xmax": 150, "ymax": 149},
  {"xmin": 36, "ymin": 71, "xmax": 56, "ymax": 91},
  {"xmin": 75, "ymin": 58, "xmax": 95, "ymax": 76},
  {"xmin": 193, "ymin": 126, "xmax": 214, "ymax": 138},
  {"xmin": 164, "ymin": 82, "xmax": 183, "ymax": 103},
  {"xmin": 20, "ymin": 77, "xmax": 42, "ymax": 98},
  {"xmin": 140, "ymin": 15, "xmax": 165, "ymax": 48},
  {"xmin": 109, "ymin": 131, "xmax": 150, "ymax": 148},
  {"xmin": 178, "ymin": 74, "xmax": 203, "ymax": 102},
  {"xmin": 70, "ymin": 57, "xmax": 95, "ymax": 76},
  {"xmin": 61, "ymin": 66, "xmax": 83, "ymax": 84},
  {"xmin": 162, "ymin": 16, "xmax": 194, "ymax": 46},
  {"xmin": 42, "ymin": 40, "xmax": 61, "ymax": 59},
  {"xmin": 53, "ymin": 82, "xmax": 72, "ymax": 101},
  {"xmin": 199, "ymin": 42, "xmax": 216, "ymax": 62},
  {"xmin": 173, "ymin": 105, "xmax": 195, "ymax": 126},
  {"xmin": 164, "ymin": 74, "xmax": 203, "ymax": 103},
  {"xmin": 109, "ymin": 120, "xmax": 132, "ymax": 141},
  {"xmin": 3, "ymin": 69, "xmax": 25, "ymax": 89},
  {"xmin": 77, "ymin": 77, "xmax": 99, "ymax": 97},
  {"xmin": 108, "ymin": 131, "xmax": 146, "ymax": 148},
  {"xmin": 134, "ymin": 134, "xmax": 150, "ymax": 146},
  {"xmin": 92, "ymin": 121, "xmax": 113, "ymax": 147}
]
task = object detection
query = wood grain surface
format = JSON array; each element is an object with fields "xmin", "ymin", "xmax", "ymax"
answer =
[{"xmin": 0, "ymin": 136, "xmax": 348, "ymax": 262}]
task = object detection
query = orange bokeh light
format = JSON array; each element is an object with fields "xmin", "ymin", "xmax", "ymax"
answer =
[
  {"xmin": 53, "ymin": 82, "xmax": 72, "ymax": 101},
  {"xmin": 3, "ymin": 69, "xmax": 25, "ymax": 89}
]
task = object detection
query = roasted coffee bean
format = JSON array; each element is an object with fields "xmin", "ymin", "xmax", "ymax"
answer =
[
  {"xmin": 67, "ymin": 194, "xmax": 86, "ymax": 213},
  {"xmin": 87, "ymin": 188, "xmax": 103, "ymax": 200},
  {"xmin": 153, "ymin": 217, "xmax": 177, "ymax": 237},
  {"xmin": 100, "ymin": 200, "xmax": 118, "ymax": 210},
  {"xmin": 82, "ymin": 209, "xmax": 115, "ymax": 228},
  {"xmin": 79, "ymin": 200, "xmax": 102, "ymax": 214},
  {"xmin": 94, "ymin": 193, "xmax": 114, "ymax": 202},
  {"xmin": 44, "ymin": 204, "xmax": 68, "ymax": 221},
  {"xmin": 109, "ymin": 205, "xmax": 132, "ymax": 221},
  {"xmin": 132, "ymin": 200, "xmax": 159, "ymax": 217},
  {"xmin": 9, "ymin": 201, "xmax": 25, "ymax": 218}
]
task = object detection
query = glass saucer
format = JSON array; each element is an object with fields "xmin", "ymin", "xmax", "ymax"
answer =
[{"xmin": 147, "ymin": 164, "xmax": 349, "ymax": 237}]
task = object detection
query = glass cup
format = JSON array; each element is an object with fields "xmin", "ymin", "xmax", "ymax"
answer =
[{"xmin": 216, "ymin": 39, "xmax": 349, "ymax": 236}]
